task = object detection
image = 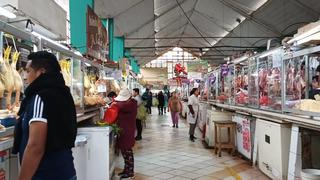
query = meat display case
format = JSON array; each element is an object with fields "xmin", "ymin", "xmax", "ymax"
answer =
[
  {"xmin": 234, "ymin": 57, "xmax": 249, "ymax": 106},
  {"xmin": 248, "ymin": 56, "xmax": 259, "ymax": 108},
  {"xmin": 257, "ymin": 48, "xmax": 283, "ymax": 111},
  {"xmin": 208, "ymin": 70, "xmax": 218, "ymax": 101},
  {"xmin": 218, "ymin": 64, "xmax": 234, "ymax": 104},
  {"xmin": 199, "ymin": 75, "xmax": 208, "ymax": 101},
  {"xmin": 282, "ymin": 45, "xmax": 320, "ymax": 117}
]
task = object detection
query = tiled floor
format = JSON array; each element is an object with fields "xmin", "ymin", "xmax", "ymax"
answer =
[{"xmin": 113, "ymin": 109, "xmax": 270, "ymax": 180}]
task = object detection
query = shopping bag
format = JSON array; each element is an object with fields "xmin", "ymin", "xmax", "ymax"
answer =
[
  {"xmin": 103, "ymin": 103, "xmax": 119, "ymax": 124},
  {"xmin": 137, "ymin": 104, "xmax": 147, "ymax": 120},
  {"xmin": 152, "ymin": 98, "xmax": 159, "ymax": 107}
]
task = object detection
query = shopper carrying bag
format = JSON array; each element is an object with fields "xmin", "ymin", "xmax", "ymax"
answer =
[{"xmin": 114, "ymin": 88, "xmax": 137, "ymax": 179}]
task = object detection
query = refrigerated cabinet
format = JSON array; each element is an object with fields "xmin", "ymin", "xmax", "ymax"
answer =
[
  {"xmin": 248, "ymin": 56, "xmax": 260, "ymax": 108},
  {"xmin": 208, "ymin": 71, "xmax": 218, "ymax": 101},
  {"xmin": 234, "ymin": 61, "xmax": 249, "ymax": 106},
  {"xmin": 218, "ymin": 64, "xmax": 234, "ymax": 104},
  {"xmin": 256, "ymin": 119, "xmax": 291, "ymax": 180},
  {"xmin": 283, "ymin": 45, "xmax": 320, "ymax": 117},
  {"xmin": 72, "ymin": 126, "xmax": 116, "ymax": 180},
  {"xmin": 257, "ymin": 48, "xmax": 283, "ymax": 111}
]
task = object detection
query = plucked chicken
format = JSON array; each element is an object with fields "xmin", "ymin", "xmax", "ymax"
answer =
[
  {"xmin": 11, "ymin": 51, "xmax": 23, "ymax": 107},
  {"xmin": 59, "ymin": 60, "xmax": 72, "ymax": 87},
  {"xmin": 2, "ymin": 47, "xmax": 15, "ymax": 109}
]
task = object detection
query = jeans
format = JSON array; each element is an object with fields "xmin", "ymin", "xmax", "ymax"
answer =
[
  {"xmin": 136, "ymin": 119, "xmax": 142, "ymax": 138},
  {"xmin": 158, "ymin": 106, "xmax": 163, "ymax": 115},
  {"xmin": 189, "ymin": 123, "xmax": 196, "ymax": 136}
]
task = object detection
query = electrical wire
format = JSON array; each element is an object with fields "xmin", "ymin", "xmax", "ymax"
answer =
[{"xmin": 175, "ymin": 0, "xmax": 224, "ymax": 55}]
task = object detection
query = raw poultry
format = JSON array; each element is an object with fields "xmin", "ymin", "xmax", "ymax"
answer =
[
  {"xmin": 11, "ymin": 51, "xmax": 23, "ymax": 108},
  {"xmin": 2, "ymin": 47, "xmax": 15, "ymax": 109}
]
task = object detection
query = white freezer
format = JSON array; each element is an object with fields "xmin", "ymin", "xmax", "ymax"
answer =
[
  {"xmin": 72, "ymin": 126, "xmax": 116, "ymax": 180},
  {"xmin": 256, "ymin": 119, "xmax": 291, "ymax": 180}
]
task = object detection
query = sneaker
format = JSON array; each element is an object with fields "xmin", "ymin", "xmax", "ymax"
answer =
[
  {"xmin": 120, "ymin": 174, "xmax": 135, "ymax": 179},
  {"xmin": 135, "ymin": 136, "xmax": 142, "ymax": 141},
  {"xmin": 189, "ymin": 137, "xmax": 195, "ymax": 142},
  {"xmin": 176, "ymin": 125, "xmax": 178, "ymax": 128},
  {"xmin": 172, "ymin": 125, "xmax": 175, "ymax": 128}
]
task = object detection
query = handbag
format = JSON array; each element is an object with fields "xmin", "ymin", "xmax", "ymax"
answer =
[{"xmin": 103, "ymin": 103, "xmax": 119, "ymax": 124}]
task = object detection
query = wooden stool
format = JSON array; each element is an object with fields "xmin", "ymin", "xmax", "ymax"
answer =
[{"xmin": 214, "ymin": 121, "xmax": 236, "ymax": 157}]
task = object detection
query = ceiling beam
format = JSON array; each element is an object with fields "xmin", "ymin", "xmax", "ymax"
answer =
[
  {"xmin": 113, "ymin": 0, "xmax": 146, "ymax": 18},
  {"xmin": 154, "ymin": 10, "xmax": 191, "ymax": 37},
  {"xmin": 126, "ymin": 0, "xmax": 189, "ymax": 36},
  {"xmin": 217, "ymin": 0, "xmax": 282, "ymax": 36},
  {"xmin": 290, "ymin": 0, "xmax": 320, "ymax": 18},
  {"xmin": 194, "ymin": 9, "xmax": 255, "ymax": 46}
]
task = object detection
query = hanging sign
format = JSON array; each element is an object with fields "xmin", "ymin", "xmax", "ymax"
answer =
[
  {"xmin": 86, "ymin": 6, "xmax": 108, "ymax": 62},
  {"xmin": 187, "ymin": 61, "xmax": 208, "ymax": 73}
]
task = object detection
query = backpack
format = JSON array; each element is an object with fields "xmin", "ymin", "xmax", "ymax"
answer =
[
  {"xmin": 170, "ymin": 98, "xmax": 181, "ymax": 112},
  {"xmin": 137, "ymin": 103, "xmax": 147, "ymax": 120}
]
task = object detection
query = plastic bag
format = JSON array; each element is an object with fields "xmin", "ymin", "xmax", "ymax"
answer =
[
  {"xmin": 152, "ymin": 98, "xmax": 159, "ymax": 107},
  {"xmin": 137, "ymin": 104, "xmax": 147, "ymax": 120},
  {"xmin": 103, "ymin": 103, "xmax": 119, "ymax": 124}
]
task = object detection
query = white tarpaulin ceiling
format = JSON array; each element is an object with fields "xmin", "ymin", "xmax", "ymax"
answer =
[{"xmin": 95, "ymin": 0, "xmax": 320, "ymax": 65}]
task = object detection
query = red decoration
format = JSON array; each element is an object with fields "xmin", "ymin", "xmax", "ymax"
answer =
[{"xmin": 174, "ymin": 63, "xmax": 187, "ymax": 76}]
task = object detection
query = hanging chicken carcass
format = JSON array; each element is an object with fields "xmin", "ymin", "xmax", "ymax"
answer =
[
  {"xmin": 2, "ymin": 47, "xmax": 15, "ymax": 109},
  {"xmin": 11, "ymin": 51, "xmax": 23, "ymax": 107}
]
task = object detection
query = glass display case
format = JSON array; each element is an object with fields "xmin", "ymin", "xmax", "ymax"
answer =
[
  {"xmin": 199, "ymin": 75, "xmax": 208, "ymax": 101},
  {"xmin": 258, "ymin": 48, "xmax": 283, "ymax": 111},
  {"xmin": 208, "ymin": 71, "xmax": 218, "ymax": 101},
  {"xmin": 218, "ymin": 64, "xmax": 234, "ymax": 104},
  {"xmin": 72, "ymin": 59, "xmax": 84, "ymax": 111},
  {"xmin": 234, "ymin": 61, "xmax": 249, "ymax": 106},
  {"xmin": 283, "ymin": 45, "xmax": 320, "ymax": 117},
  {"xmin": 248, "ymin": 56, "xmax": 259, "ymax": 108}
]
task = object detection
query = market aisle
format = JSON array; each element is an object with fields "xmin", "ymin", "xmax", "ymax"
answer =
[{"xmin": 113, "ymin": 108, "xmax": 270, "ymax": 180}]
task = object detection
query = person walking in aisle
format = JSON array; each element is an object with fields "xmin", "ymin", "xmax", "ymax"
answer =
[
  {"xmin": 187, "ymin": 88, "xmax": 200, "ymax": 142},
  {"xmin": 133, "ymin": 88, "xmax": 146, "ymax": 141},
  {"xmin": 163, "ymin": 93, "xmax": 168, "ymax": 114},
  {"xmin": 168, "ymin": 92, "xmax": 182, "ymax": 128},
  {"xmin": 157, "ymin": 91, "xmax": 165, "ymax": 115},
  {"xmin": 114, "ymin": 88, "xmax": 138, "ymax": 179},
  {"xmin": 142, "ymin": 89, "xmax": 152, "ymax": 114},
  {"xmin": 13, "ymin": 51, "xmax": 77, "ymax": 180}
]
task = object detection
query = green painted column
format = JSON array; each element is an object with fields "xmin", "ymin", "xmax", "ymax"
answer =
[
  {"xmin": 108, "ymin": 18, "xmax": 124, "ymax": 62},
  {"xmin": 108, "ymin": 18, "xmax": 114, "ymax": 61},
  {"xmin": 69, "ymin": 0, "xmax": 94, "ymax": 53}
]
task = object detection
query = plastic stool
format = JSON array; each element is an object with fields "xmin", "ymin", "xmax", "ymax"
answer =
[{"xmin": 214, "ymin": 121, "xmax": 236, "ymax": 157}]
